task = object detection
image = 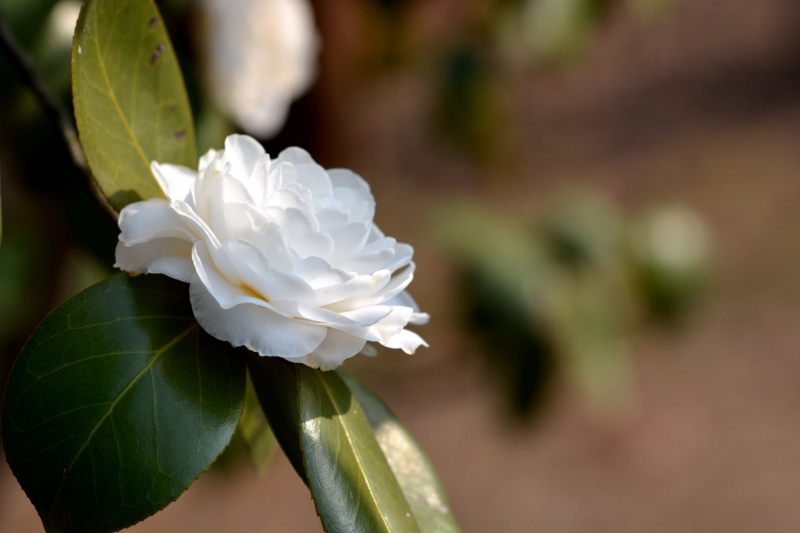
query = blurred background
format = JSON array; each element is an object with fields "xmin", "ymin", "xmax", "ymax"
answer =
[{"xmin": 2, "ymin": 0, "xmax": 800, "ymax": 531}]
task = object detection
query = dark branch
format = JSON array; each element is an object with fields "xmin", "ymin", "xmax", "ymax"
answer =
[{"xmin": 0, "ymin": 13, "xmax": 116, "ymax": 217}]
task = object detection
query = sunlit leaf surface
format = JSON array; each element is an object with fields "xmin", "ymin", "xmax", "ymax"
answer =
[
  {"xmin": 72, "ymin": 0, "xmax": 196, "ymax": 211},
  {"xmin": 296, "ymin": 366, "xmax": 420, "ymax": 533},
  {"xmin": 340, "ymin": 373, "xmax": 461, "ymax": 533}
]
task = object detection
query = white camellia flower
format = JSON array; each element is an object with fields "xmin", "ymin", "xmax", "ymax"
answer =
[
  {"xmin": 201, "ymin": 0, "xmax": 320, "ymax": 138},
  {"xmin": 115, "ymin": 135, "xmax": 428, "ymax": 369}
]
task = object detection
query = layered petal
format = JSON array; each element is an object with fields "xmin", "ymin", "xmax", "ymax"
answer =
[
  {"xmin": 115, "ymin": 238, "xmax": 194, "ymax": 282},
  {"xmin": 117, "ymin": 199, "xmax": 194, "ymax": 245},
  {"xmin": 293, "ymin": 328, "xmax": 367, "ymax": 370},
  {"xmin": 222, "ymin": 134, "xmax": 265, "ymax": 181},
  {"xmin": 190, "ymin": 274, "xmax": 327, "ymax": 357},
  {"xmin": 151, "ymin": 163, "xmax": 196, "ymax": 204},
  {"xmin": 115, "ymin": 134, "xmax": 428, "ymax": 369}
]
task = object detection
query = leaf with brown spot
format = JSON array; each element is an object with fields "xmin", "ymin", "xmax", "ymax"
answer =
[{"xmin": 72, "ymin": 0, "xmax": 196, "ymax": 212}]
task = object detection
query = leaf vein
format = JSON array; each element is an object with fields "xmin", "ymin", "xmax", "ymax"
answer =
[
  {"xmin": 315, "ymin": 373, "xmax": 393, "ymax": 532},
  {"xmin": 46, "ymin": 323, "xmax": 198, "ymax": 521}
]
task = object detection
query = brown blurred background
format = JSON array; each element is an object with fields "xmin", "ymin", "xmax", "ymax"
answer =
[{"xmin": 4, "ymin": 0, "xmax": 800, "ymax": 531}]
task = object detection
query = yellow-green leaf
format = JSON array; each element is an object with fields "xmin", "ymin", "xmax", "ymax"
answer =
[
  {"xmin": 72, "ymin": 0, "xmax": 196, "ymax": 211},
  {"xmin": 238, "ymin": 375, "xmax": 278, "ymax": 475},
  {"xmin": 296, "ymin": 366, "xmax": 420, "ymax": 533},
  {"xmin": 340, "ymin": 373, "xmax": 461, "ymax": 533}
]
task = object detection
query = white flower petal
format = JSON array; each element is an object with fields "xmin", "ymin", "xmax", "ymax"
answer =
[
  {"xmin": 115, "ymin": 239, "xmax": 194, "ymax": 282},
  {"xmin": 190, "ymin": 274, "xmax": 326, "ymax": 357},
  {"xmin": 337, "ymin": 247, "xmax": 396, "ymax": 276},
  {"xmin": 246, "ymin": 156, "xmax": 270, "ymax": 206},
  {"xmin": 192, "ymin": 241, "xmax": 262, "ymax": 308},
  {"xmin": 371, "ymin": 306, "xmax": 414, "ymax": 339},
  {"xmin": 364, "ymin": 237, "xmax": 396, "ymax": 253},
  {"xmin": 192, "ymin": 158, "xmax": 227, "ymax": 221},
  {"xmin": 151, "ymin": 163, "xmax": 196, "ymax": 204},
  {"xmin": 360, "ymin": 343, "xmax": 378, "ymax": 356},
  {"xmin": 293, "ymin": 328, "xmax": 367, "ymax": 370},
  {"xmin": 330, "ymin": 264, "xmax": 414, "ymax": 311},
  {"xmin": 173, "ymin": 202, "xmax": 242, "ymax": 284},
  {"xmin": 118, "ymin": 199, "xmax": 194, "ymax": 245},
  {"xmin": 384, "ymin": 291, "xmax": 430, "ymax": 325},
  {"xmin": 383, "ymin": 243, "xmax": 414, "ymax": 273},
  {"xmin": 226, "ymin": 240, "xmax": 316, "ymax": 304},
  {"xmin": 264, "ymin": 162, "xmax": 286, "ymax": 201},
  {"xmin": 223, "ymin": 134, "xmax": 266, "ymax": 181},
  {"xmin": 268, "ymin": 207, "xmax": 334, "ymax": 261},
  {"xmin": 316, "ymin": 207, "xmax": 348, "ymax": 232},
  {"xmin": 380, "ymin": 329, "xmax": 428, "ymax": 355},
  {"xmin": 198, "ymin": 148, "xmax": 220, "ymax": 172},
  {"xmin": 290, "ymin": 254, "xmax": 353, "ymax": 288},
  {"xmin": 271, "ymin": 301, "xmax": 391, "ymax": 332},
  {"xmin": 327, "ymin": 222, "xmax": 370, "ymax": 263},
  {"xmin": 206, "ymin": 174, "xmax": 256, "ymax": 238},
  {"xmin": 277, "ymin": 146, "xmax": 314, "ymax": 165},
  {"xmin": 328, "ymin": 168, "xmax": 370, "ymax": 194},
  {"xmin": 116, "ymin": 134, "xmax": 427, "ymax": 369},
  {"xmin": 332, "ymin": 188, "xmax": 375, "ymax": 224}
]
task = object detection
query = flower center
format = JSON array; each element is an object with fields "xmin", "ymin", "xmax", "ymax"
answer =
[{"xmin": 239, "ymin": 283, "xmax": 267, "ymax": 302}]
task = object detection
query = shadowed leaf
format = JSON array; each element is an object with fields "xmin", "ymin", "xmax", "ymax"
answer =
[
  {"xmin": 239, "ymin": 375, "xmax": 278, "ymax": 475},
  {"xmin": 296, "ymin": 366, "xmax": 420, "ymax": 533},
  {"xmin": 246, "ymin": 354, "xmax": 307, "ymax": 484},
  {"xmin": 2, "ymin": 274, "xmax": 245, "ymax": 533}
]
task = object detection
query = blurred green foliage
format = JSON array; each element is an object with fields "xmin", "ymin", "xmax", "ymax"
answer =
[
  {"xmin": 435, "ymin": 46, "xmax": 506, "ymax": 160},
  {"xmin": 437, "ymin": 192, "xmax": 710, "ymax": 419}
]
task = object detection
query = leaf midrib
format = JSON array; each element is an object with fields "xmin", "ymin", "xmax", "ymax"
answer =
[
  {"xmin": 47, "ymin": 322, "xmax": 199, "ymax": 520},
  {"xmin": 313, "ymin": 372, "xmax": 395, "ymax": 532},
  {"xmin": 90, "ymin": 3, "xmax": 152, "ymax": 176}
]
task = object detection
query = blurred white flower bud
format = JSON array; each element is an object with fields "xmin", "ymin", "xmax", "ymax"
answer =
[
  {"xmin": 200, "ymin": 0, "xmax": 320, "ymax": 138},
  {"xmin": 45, "ymin": 1, "xmax": 82, "ymax": 50}
]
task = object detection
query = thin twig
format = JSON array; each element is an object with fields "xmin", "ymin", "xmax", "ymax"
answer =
[{"xmin": 0, "ymin": 13, "xmax": 117, "ymax": 218}]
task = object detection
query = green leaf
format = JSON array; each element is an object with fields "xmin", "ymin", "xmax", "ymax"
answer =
[
  {"xmin": 339, "ymin": 373, "xmax": 461, "ymax": 533},
  {"xmin": 238, "ymin": 374, "xmax": 278, "ymax": 475},
  {"xmin": 2, "ymin": 274, "xmax": 246, "ymax": 533},
  {"xmin": 296, "ymin": 366, "xmax": 421, "ymax": 533},
  {"xmin": 246, "ymin": 354, "xmax": 308, "ymax": 484},
  {"xmin": 72, "ymin": 0, "xmax": 196, "ymax": 212}
]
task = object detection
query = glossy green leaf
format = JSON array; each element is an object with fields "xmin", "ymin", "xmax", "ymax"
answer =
[
  {"xmin": 72, "ymin": 0, "xmax": 196, "ymax": 211},
  {"xmin": 296, "ymin": 366, "xmax": 420, "ymax": 533},
  {"xmin": 238, "ymin": 375, "xmax": 278, "ymax": 475},
  {"xmin": 339, "ymin": 373, "xmax": 461, "ymax": 533},
  {"xmin": 2, "ymin": 274, "xmax": 246, "ymax": 533},
  {"xmin": 246, "ymin": 354, "xmax": 307, "ymax": 484}
]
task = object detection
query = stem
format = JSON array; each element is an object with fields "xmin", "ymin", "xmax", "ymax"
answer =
[{"xmin": 0, "ymin": 13, "xmax": 116, "ymax": 218}]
